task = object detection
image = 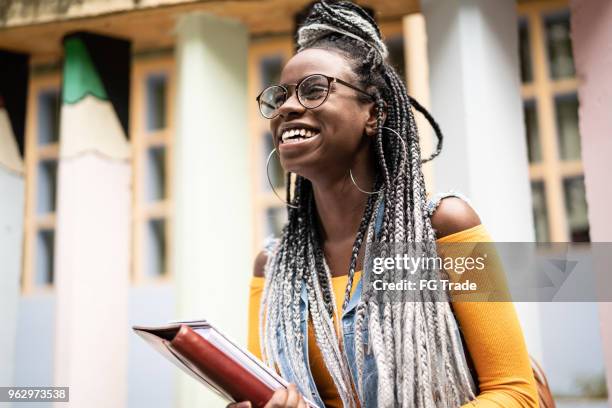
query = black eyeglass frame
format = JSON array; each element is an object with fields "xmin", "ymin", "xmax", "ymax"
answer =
[{"xmin": 256, "ymin": 73, "xmax": 374, "ymax": 119}]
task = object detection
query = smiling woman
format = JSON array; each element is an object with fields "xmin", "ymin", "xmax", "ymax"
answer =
[{"xmin": 234, "ymin": 1, "xmax": 539, "ymax": 408}]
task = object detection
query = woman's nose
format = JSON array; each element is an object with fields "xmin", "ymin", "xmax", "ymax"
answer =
[{"xmin": 277, "ymin": 91, "xmax": 305, "ymax": 118}]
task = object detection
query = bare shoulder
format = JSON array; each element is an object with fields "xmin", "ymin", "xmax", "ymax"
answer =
[
  {"xmin": 253, "ymin": 250, "xmax": 268, "ymax": 278},
  {"xmin": 430, "ymin": 196, "xmax": 482, "ymax": 239}
]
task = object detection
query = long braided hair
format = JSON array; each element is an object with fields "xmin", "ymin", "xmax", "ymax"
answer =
[{"xmin": 260, "ymin": 1, "xmax": 476, "ymax": 407}]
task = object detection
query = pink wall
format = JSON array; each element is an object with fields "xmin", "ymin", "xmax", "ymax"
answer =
[{"xmin": 571, "ymin": 0, "xmax": 612, "ymax": 396}]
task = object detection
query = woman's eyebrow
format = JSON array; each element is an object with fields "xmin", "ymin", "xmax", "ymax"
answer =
[{"xmin": 281, "ymin": 78, "xmax": 301, "ymax": 86}]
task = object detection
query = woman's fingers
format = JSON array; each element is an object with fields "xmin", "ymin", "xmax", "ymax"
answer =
[
  {"xmin": 263, "ymin": 388, "xmax": 288, "ymax": 408},
  {"xmin": 263, "ymin": 384, "xmax": 306, "ymax": 408},
  {"xmin": 227, "ymin": 402, "xmax": 251, "ymax": 408},
  {"xmin": 237, "ymin": 384, "xmax": 304, "ymax": 408},
  {"xmin": 284, "ymin": 384, "xmax": 300, "ymax": 408}
]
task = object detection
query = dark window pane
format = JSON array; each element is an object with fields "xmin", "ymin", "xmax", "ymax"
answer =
[
  {"xmin": 144, "ymin": 146, "xmax": 166, "ymax": 202},
  {"xmin": 531, "ymin": 181, "xmax": 549, "ymax": 242},
  {"xmin": 262, "ymin": 132, "xmax": 284, "ymax": 191},
  {"xmin": 35, "ymin": 229, "xmax": 54, "ymax": 286},
  {"xmin": 563, "ymin": 177, "xmax": 590, "ymax": 242},
  {"xmin": 144, "ymin": 218, "xmax": 167, "ymax": 277},
  {"xmin": 37, "ymin": 160, "xmax": 58, "ymax": 214},
  {"xmin": 385, "ymin": 35, "xmax": 406, "ymax": 84},
  {"xmin": 38, "ymin": 90, "xmax": 60, "ymax": 145},
  {"xmin": 260, "ymin": 56, "xmax": 283, "ymax": 88},
  {"xmin": 555, "ymin": 93, "xmax": 581, "ymax": 160},
  {"xmin": 544, "ymin": 11, "xmax": 575, "ymax": 79},
  {"xmin": 519, "ymin": 18, "xmax": 533, "ymax": 83},
  {"xmin": 265, "ymin": 207, "xmax": 287, "ymax": 238},
  {"xmin": 524, "ymin": 100, "xmax": 541, "ymax": 163},
  {"xmin": 146, "ymin": 74, "xmax": 167, "ymax": 131}
]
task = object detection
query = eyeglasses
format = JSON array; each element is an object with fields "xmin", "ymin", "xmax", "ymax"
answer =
[{"xmin": 256, "ymin": 73, "xmax": 374, "ymax": 119}]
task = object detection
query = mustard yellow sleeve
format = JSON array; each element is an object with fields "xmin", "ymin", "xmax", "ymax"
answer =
[
  {"xmin": 439, "ymin": 225, "xmax": 539, "ymax": 408},
  {"xmin": 247, "ymin": 276, "xmax": 265, "ymax": 360}
]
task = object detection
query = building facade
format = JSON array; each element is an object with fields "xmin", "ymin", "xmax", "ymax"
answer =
[{"xmin": 0, "ymin": 0, "xmax": 610, "ymax": 406}]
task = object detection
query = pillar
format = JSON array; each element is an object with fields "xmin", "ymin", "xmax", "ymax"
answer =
[
  {"xmin": 421, "ymin": 0, "xmax": 543, "ymax": 361},
  {"xmin": 0, "ymin": 50, "xmax": 28, "ymax": 388},
  {"xmin": 174, "ymin": 14, "xmax": 251, "ymax": 408},
  {"xmin": 54, "ymin": 32, "xmax": 131, "ymax": 408},
  {"xmin": 403, "ymin": 14, "xmax": 435, "ymax": 191},
  {"xmin": 570, "ymin": 0, "xmax": 612, "ymax": 395}
]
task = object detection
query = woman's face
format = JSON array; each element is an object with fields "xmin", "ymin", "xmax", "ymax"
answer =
[{"xmin": 270, "ymin": 48, "xmax": 376, "ymax": 182}]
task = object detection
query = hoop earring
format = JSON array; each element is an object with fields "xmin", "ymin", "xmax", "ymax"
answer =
[
  {"xmin": 349, "ymin": 126, "xmax": 408, "ymax": 195},
  {"xmin": 266, "ymin": 148, "xmax": 299, "ymax": 209}
]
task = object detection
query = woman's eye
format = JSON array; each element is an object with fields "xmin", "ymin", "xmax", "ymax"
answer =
[
  {"xmin": 301, "ymin": 85, "xmax": 327, "ymax": 100},
  {"xmin": 273, "ymin": 94, "xmax": 286, "ymax": 106}
]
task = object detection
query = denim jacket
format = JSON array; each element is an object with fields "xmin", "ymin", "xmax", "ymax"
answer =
[{"xmin": 273, "ymin": 190, "xmax": 476, "ymax": 407}]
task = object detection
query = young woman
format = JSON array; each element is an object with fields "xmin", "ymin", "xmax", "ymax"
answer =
[{"xmin": 235, "ymin": 1, "xmax": 539, "ymax": 407}]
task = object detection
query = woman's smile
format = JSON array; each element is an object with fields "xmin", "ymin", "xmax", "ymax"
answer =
[
  {"xmin": 277, "ymin": 122, "xmax": 321, "ymax": 145},
  {"xmin": 280, "ymin": 128, "xmax": 320, "ymax": 144}
]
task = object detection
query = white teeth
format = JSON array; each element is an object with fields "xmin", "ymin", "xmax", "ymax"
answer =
[{"xmin": 280, "ymin": 128, "xmax": 320, "ymax": 143}]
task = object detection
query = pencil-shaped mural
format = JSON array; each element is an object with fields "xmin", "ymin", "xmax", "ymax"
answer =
[{"xmin": 54, "ymin": 32, "xmax": 131, "ymax": 408}]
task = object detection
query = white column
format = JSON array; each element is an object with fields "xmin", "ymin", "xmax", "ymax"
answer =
[
  {"xmin": 0, "ymin": 105, "xmax": 25, "ymax": 388},
  {"xmin": 570, "ymin": 0, "xmax": 612, "ymax": 395},
  {"xmin": 174, "ymin": 13, "xmax": 251, "ymax": 408},
  {"xmin": 421, "ymin": 0, "xmax": 543, "ymax": 361}
]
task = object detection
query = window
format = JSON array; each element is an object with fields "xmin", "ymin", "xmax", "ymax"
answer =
[
  {"xmin": 518, "ymin": 1, "xmax": 588, "ymax": 242},
  {"xmin": 146, "ymin": 74, "xmax": 167, "ymax": 131},
  {"xmin": 131, "ymin": 56, "xmax": 175, "ymax": 282},
  {"xmin": 531, "ymin": 181, "xmax": 549, "ymax": 242},
  {"xmin": 519, "ymin": 18, "xmax": 534, "ymax": 83},
  {"xmin": 524, "ymin": 100, "xmax": 541, "ymax": 163},
  {"xmin": 544, "ymin": 10, "xmax": 575, "ymax": 80},
  {"xmin": 23, "ymin": 74, "xmax": 61, "ymax": 292},
  {"xmin": 563, "ymin": 176, "xmax": 589, "ymax": 242},
  {"xmin": 554, "ymin": 93, "xmax": 581, "ymax": 160}
]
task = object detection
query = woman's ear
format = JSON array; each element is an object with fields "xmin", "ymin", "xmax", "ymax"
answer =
[{"xmin": 364, "ymin": 100, "xmax": 387, "ymax": 137}]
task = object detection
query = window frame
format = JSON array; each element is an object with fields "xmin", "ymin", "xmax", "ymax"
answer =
[
  {"xmin": 130, "ymin": 54, "xmax": 176, "ymax": 284},
  {"xmin": 22, "ymin": 72, "xmax": 61, "ymax": 294},
  {"xmin": 518, "ymin": 0, "xmax": 585, "ymax": 242}
]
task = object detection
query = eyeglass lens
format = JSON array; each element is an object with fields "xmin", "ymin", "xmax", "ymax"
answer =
[{"xmin": 259, "ymin": 74, "xmax": 330, "ymax": 119}]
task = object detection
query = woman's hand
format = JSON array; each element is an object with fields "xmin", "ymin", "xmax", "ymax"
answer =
[{"xmin": 227, "ymin": 384, "xmax": 307, "ymax": 408}]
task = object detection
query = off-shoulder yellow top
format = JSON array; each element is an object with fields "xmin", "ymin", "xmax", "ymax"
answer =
[{"xmin": 247, "ymin": 224, "xmax": 539, "ymax": 407}]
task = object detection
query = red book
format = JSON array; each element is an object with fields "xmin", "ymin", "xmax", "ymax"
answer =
[{"xmin": 133, "ymin": 320, "xmax": 319, "ymax": 408}]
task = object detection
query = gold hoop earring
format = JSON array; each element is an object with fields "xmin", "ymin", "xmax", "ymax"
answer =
[
  {"xmin": 349, "ymin": 126, "xmax": 408, "ymax": 195},
  {"xmin": 266, "ymin": 148, "xmax": 299, "ymax": 209}
]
